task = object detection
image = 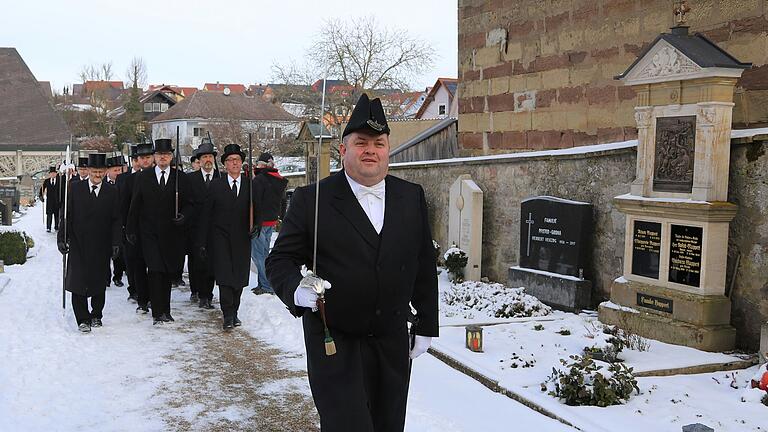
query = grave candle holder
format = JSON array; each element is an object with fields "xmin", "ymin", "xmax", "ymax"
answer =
[{"xmin": 465, "ymin": 325, "xmax": 483, "ymax": 352}]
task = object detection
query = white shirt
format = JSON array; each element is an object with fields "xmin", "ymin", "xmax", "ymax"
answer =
[
  {"xmin": 155, "ymin": 165, "xmax": 169, "ymax": 185},
  {"xmin": 345, "ymin": 173, "xmax": 385, "ymax": 234},
  {"xmin": 131, "ymin": 168, "xmax": 140, "ymax": 174},
  {"xmin": 88, "ymin": 179, "xmax": 102, "ymax": 197},
  {"xmin": 201, "ymin": 168, "xmax": 215, "ymax": 182},
  {"xmin": 228, "ymin": 174, "xmax": 240, "ymax": 196}
]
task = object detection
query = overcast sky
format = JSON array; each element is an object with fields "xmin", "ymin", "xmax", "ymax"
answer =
[{"xmin": 2, "ymin": 0, "xmax": 457, "ymax": 94}]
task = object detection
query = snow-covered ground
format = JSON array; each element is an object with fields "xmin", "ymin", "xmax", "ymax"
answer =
[
  {"xmin": 435, "ymin": 270, "xmax": 768, "ymax": 432},
  {"xmin": 1, "ymin": 204, "xmax": 575, "ymax": 431}
]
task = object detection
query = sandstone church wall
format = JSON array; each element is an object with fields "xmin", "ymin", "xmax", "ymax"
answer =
[{"xmin": 457, "ymin": 0, "xmax": 768, "ymax": 155}]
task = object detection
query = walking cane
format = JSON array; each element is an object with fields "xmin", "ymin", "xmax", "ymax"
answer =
[
  {"xmin": 248, "ymin": 133, "xmax": 254, "ymax": 234},
  {"xmin": 175, "ymin": 126, "xmax": 180, "ymax": 218}
]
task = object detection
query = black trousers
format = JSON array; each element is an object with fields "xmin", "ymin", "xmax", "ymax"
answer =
[
  {"xmin": 125, "ymin": 242, "xmax": 148, "ymax": 303},
  {"xmin": 189, "ymin": 254, "xmax": 214, "ymax": 300},
  {"xmin": 148, "ymin": 271, "xmax": 172, "ymax": 319},
  {"xmin": 187, "ymin": 251, "xmax": 197, "ymax": 294},
  {"xmin": 46, "ymin": 212, "xmax": 59, "ymax": 230},
  {"xmin": 303, "ymin": 313, "xmax": 410, "ymax": 432},
  {"xmin": 72, "ymin": 291, "xmax": 105, "ymax": 325},
  {"xmin": 218, "ymin": 285, "xmax": 243, "ymax": 320},
  {"xmin": 112, "ymin": 246, "xmax": 125, "ymax": 281}
]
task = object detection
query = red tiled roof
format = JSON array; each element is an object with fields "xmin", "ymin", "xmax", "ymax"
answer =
[
  {"xmin": 203, "ymin": 83, "xmax": 246, "ymax": 93},
  {"xmin": 83, "ymin": 80, "xmax": 124, "ymax": 92},
  {"xmin": 414, "ymin": 78, "xmax": 457, "ymax": 119},
  {"xmin": 151, "ymin": 91, "xmax": 299, "ymax": 122}
]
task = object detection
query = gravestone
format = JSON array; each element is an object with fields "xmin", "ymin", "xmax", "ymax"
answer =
[
  {"xmin": 599, "ymin": 21, "xmax": 749, "ymax": 351},
  {"xmin": 17, "ymin": 175, "xmax": 35, "ymax": 207},
  {"xmin": 448, "ymin": 175, "xmax": 483, "ymax": 281},
  {"xmin": 509, "ymin": 196, "xmax": 593, "ymax": 311},
  {"xmin": 760, "ymin": 322, "xmax": 768, "ymax": 364}
]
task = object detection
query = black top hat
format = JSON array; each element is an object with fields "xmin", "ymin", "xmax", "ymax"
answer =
[
  {"xmin": 107, "ymin": 156, "xmax": 118, "ymax": 168},
  {"xmin": 220, "ymin": 143, "xmax": 245, "ymax": 164},
  {"xmin": 257, "ymin": 152, "xmax": 273, "ymax": 163},
  {"xmin": 135, "ymin": 143, "xmax": 154, "ymax": 156},
  {"xmin": 196, "ymin": 137, "xmax": 217, "ymax": 157},
  {"xmin": 154, "ymin": 138, "xmax": 174, "ymax": 153},
  {"xmin": 342, "ymin": 93, "xmax": 390, "ymax": 138},
  {"xmin": 48, "ymin": 166, "xmax": 57, "ymax": 173},
  {"xmin": 190, "ymin": 154, "xmax": 199, "ymax": 162},
  {"xmin": 88, "ymin": 153, "xmax": 108, "ymax": 169},
  {"xmin": 77, "ymin": 156, "xmax": 89, "ymax": 167},
  {"xmin": 129, "ymin": 144, "xmax": 139, "ymax": 158}
]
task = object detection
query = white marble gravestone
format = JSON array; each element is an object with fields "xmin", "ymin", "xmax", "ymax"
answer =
[{"xmin": 448, "ymin": 175, "xmax": 483, "ymax": 281}]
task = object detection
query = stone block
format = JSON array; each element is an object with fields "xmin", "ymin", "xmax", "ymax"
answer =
[
  {"xmin": 503, "ymin": 42, "xmax": 524, "ymax": 62},
  {"xmin": 473, "ymin": 80, "xmax": 489, "ymax": 97},
  {"xmin": 510, "ymin": 112, "xmax": 532, "ymax": 131},
  {"xmin": 566, "ymin": 110, "xmax": 588, "ymax": 131},
  {"xmin": 570, "ymin": 65, "xmax": 599, "ymax": 86},
  {"xmin": 490, "ymin": 77, "xmax": 509, "ymax": 95},
  {"xmin": 475, "ymin": 46, "xmax": 502, "ymax": 68},
  {"xmin": 508, "ymin": 76, "xmax": 527, "ymax": 93},
  {"xmin": 525, "ymin": 73, "xmax": 543, "ymax": 91},
  {"xmin": 458, "ymin": 113, "xmax": 479, "ymax": 133},
  {"xmin": 477, "ymin": 113, "xmax": 491, "ymax": 132},
  {"xmin": 558, "ymin": 29, "xmax": 584, "ymax": 52},
  {"xmin": 492, "ymin": 111, "xmax": 513, "ymax": 132},
  {"xmin": 682, "ymin": 424, "xmax": 715, "ymax": 432},
  {"xmin": 509, "ymin": 266, "xmax": 592, "ymax": 311},
  {"xmin": 542, "ymin": 69, "xmax": 571, "ymax": 88}
]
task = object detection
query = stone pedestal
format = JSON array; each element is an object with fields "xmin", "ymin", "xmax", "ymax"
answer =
[{"xmin": 509, "ymin": 266, "xmax": 591, "ymax": 311}]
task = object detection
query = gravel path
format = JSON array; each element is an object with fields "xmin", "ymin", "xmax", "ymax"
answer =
[{"xmin": 154, "ymin": 292, "xmax": 320, "ymax": 431}]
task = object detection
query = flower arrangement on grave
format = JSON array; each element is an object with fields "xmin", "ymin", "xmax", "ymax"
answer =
[
  {"xmin": 443, "ymin": 245, "xmax": 468, "ymax": 283},
  {"xmin": 441, "ymin": 281, "xmax": 551, "ymax": 319},
  {"xmin": 541, "ymin": 354, "xmax": 639, "ymax": 407}
]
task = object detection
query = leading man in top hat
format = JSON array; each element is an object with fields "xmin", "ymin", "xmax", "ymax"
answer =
[
  {"xmin": 266, "ymin": 93, "xmax": 438, "ymax": 432},
  {"xmin": 39, "ymin": 167, "xmax": 61, "ymax": 232},
  {"xmin": 57, "ymin": 153, "xmax": 121, "ymax": 332},
  {"xmin": 126, "ymin": 138, "xmax": 192, "ymax": 325}
]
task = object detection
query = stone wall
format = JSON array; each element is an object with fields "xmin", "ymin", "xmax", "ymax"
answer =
[
  {"xmin": 458, "ymin": 0, "xmax": 768, "ymax": 155},
  {"xmin": 283, "ymin": 139, "xmax": 768, "ymax": 349}
]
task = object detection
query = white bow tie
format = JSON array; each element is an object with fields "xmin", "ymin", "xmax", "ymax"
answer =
[{"xmin": 355, "ymin": 183, "xmax": 385, "ymax": 200}]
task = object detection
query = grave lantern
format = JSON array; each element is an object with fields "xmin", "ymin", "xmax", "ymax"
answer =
[{"xmin": 465, "ymin": 325, "xmax": 483, "ymax": 352}]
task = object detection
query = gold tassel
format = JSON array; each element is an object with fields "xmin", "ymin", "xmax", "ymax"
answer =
[{"xmin": 325, "ymin": 338, "xmax": 337, "ymax": 356}]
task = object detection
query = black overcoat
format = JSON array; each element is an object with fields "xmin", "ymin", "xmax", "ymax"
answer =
[
  {"xmin": 196, "ymin": 173, "xmax": 253, "ymax": 288},
  {"xmin": 266, "ymin": 170, "xmax": 439, "ymax": 337},
  {"xmin": 126, "ymin": 167, "xmax": 192, "ymax": 273},
  {"xmin": 58, "ymin": 181, "xmax": 121, "ymax": 296},
  {"xmin": 40, "ymin": 177, "xmax": 61, "ymax": 214}
]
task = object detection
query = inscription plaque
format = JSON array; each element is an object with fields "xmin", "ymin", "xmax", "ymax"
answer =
[
  {"xmin": 653, "ymin": 116, "xmax": 696, "ymax": 193},
  {"xmin": 631, "ymin": 220, "xmax": 661, "ymax": 279},
  {"xmin": 668, "ymin": 224, "xmax": 702, "ymax": 287},
  {"xmin": 636, "ymin": 293, "xmax": 674, "ymax": 314}
]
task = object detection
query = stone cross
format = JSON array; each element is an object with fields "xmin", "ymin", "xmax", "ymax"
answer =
[
  {"xmin": 674, "ymin": 0, "xmax": 691, "ymax": 25},
  {"xmin": 525, "ymin": 212, "xmax": 535, "ymax": 256}
]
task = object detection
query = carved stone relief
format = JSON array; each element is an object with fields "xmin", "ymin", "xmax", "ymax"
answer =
[
  {"xmin": 638, "ymin": 46, "xmax": 699, "ymax": 79},
  {"xmin": 653, "ymin": 116, "xmax": 696, "ymax": 193}
]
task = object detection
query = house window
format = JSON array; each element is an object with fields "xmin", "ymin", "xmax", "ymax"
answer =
[
  {"xmin": 144, "ymin": 103, "xmax": 152, "ymax": 112},
  {"xmin": 193, "ymin": 127, "xmax": 205, "ymax": 137},
  {"xmin": 160, "ymin": 103, "xmax": 169, "ymax": 112},
  {"xmin": 438, "ymin": 104, "xmax": 447, "ymax": 116},
  {"xmin": 152, "ymin": 102, "xmax": 161, "ymax": 112}
]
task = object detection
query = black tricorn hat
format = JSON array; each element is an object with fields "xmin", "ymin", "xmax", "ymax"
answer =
[
  {"xmin": 154, "ymin": 138, "xmax": 174, "ymax": 153},
  {"xmin": 135, "ymin": 143, "xmax": 154, "ymax": 156},
  {"xmin": 48, "ymin": 166, "xmax": 57, "ymax": 173},
  {"xmin": 196, "ymin": 137, "xmax": 217, "ymax": 157},
  {"xmin": 77, "ymin": 156, "xmax": 89, "ymax": 167},
  {"xmin": 342, "ymin": 93, "xmax": 390, "ymax": 138},
  {"xmin": 88, "ymin": 153, "xmax": 108, "ymax": 169},
  {"xmin": 220, "ymin": 143, "xmax": 245, "ymax": 164}
]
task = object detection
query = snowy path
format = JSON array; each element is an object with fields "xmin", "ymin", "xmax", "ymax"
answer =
[{"xmin": 1, "ymin": 204, "xmax": 574, "ymax": 431}]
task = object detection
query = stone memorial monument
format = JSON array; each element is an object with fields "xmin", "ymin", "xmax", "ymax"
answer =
[
  {"xmin": 598, "ymin": 12, "xmax": 751, "ymax": 351},
  {"xmin": 448, "ymin": 175, "xmax": 483, "ymax": 281},
  {"xmin": 509, "ymin": 196, "xmax": 593, "ymax": 310}
]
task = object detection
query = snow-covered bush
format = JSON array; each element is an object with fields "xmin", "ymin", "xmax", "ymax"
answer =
[
  {"xmin": 0, "ymin": 230, "xmax": 30, "ymax": 265},
  {"xmin": 542, "ymin": 354, "xmax": 639, "ymax": 407},
  {"xmin": 443, "ymin": 246, "xmax": 467, "ymax": 283},
  {"xmin": 441, "ymin": 281, "xmax": 551, "ymax": 319}
]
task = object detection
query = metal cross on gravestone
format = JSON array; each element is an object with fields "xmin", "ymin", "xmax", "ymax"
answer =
[{"xmin": 525, "ymin": 212, "xmax": 535, "ymax": 256}]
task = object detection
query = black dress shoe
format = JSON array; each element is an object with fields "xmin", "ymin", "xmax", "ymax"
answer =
[
  {"xmin": 113, "ymin": 279, "xmax": 124, "ymax": 287},
  {"xmin": 198, "ymin": 298, "xmax": 205, "ymax": 308},
  {"xmin": 46, "ymin": 229, "xmax": 51, "ymax": 233},
  {"xmin": 91, "ymin": 318, "xmax": 103, "ymax": 327},
  {"xmin": 223, "ymin": 319, "xmax": 234, "ymax": 330},
  {"xmin": 153, "ymin": 317, "xmax": 164, "ymax": 325},
  {"xmin": 78, "ymin": 323, "xmax": 91, "ymax": 332},
  {"xmin": 190, "ymin": 293, "xmax": 199, "ymax": 303},
  {"xmin": 136, "ymin": 305, "xmax": 149, "ymax": 314},
  {"xmin": 204, "ymin": 299, "xmax": 215, "ymax": 310},
  {"xmin": 162, "ymin": 313, "xmax": 175, "ymax": 322},
  {"xmin": 233, "ymin": 317, "xmax": 242, "ymax": 327}
]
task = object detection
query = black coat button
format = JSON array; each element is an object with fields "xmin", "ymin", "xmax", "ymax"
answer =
[{"xmin": 375, "ymin": 309, "xmax": 381, "ymax": 316}]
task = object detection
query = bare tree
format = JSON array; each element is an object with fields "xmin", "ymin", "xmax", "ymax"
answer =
[
  {"xmin": 78, "ymin": 61, "xmax": 115, "ymax": 82},
  {"xmin": 125, "ymin": 57, "xmax": 148, "ymax": 89}
]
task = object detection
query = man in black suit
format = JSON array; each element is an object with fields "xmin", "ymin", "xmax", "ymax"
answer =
[
  {"xmin": 119, "ymin": 143, "xmax": 154, "ymax": 311},
  {"xmin": 266, "ymin": 94, "xmax": 438, "ymax": 432},
  {"xmin": 126, "ymin": 138, "xmax": 191, "ymax": 325},
  {"xmin": 39, "ymin": 167, "xmax": 61, "ymax": 232},
  {"xmin": 74, "ymin": 156, "xmax": 89, "ymax": 183},
  {"xmin": 105, "ymin": 156, "xmax": 126, "ymax": 287},
  {"xmin": 186, "ymin": 138, "xmax": 220, "ymax": 309},
  {"xmin": 196, "ymin": 143, "xmax": 255, "ymax": 329},
  {"xmin": 57, "ymin": 153, "xmax": 121, "ymax": 332}
]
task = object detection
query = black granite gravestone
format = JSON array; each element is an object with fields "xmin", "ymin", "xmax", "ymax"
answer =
[
  {"xmin": 510, "ymin": 196, "xmax": 594, "ymax": 311},
  {"xmin": 631, "ymin": 220, "xmax": 662, "ymax": 279},
  {"xmin": 668, "ymin": 224, "xmax": 703, "ymax": 287},
  {"xmin": 518, "ymin": 196, "xmax": 593, "ymax": 278}
]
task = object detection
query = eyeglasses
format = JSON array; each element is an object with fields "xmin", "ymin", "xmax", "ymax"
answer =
[{"xmin": 224, "ymin": 157, "xmax": 242, "ymax": 163}]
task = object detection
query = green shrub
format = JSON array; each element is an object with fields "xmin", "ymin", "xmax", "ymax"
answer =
[
  {"xmin": 0, "ymin": 231, "xmax": 29, "ymax": 265},
  {"xmin": 542, "ymin": 354, "xmax": 639, "ymax": 407},
  {"xmin": 444, "ymin": 246, "xmax": 468, "ymax": 283}
]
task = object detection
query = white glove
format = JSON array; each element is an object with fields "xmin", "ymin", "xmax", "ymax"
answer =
[
  {"xmin": 293, "ymin": 270, "xmax": 332, "ymax": 312},
  {"xmin": 409, "ymin": 335, "xmax": 432, "ymax": 359}
]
